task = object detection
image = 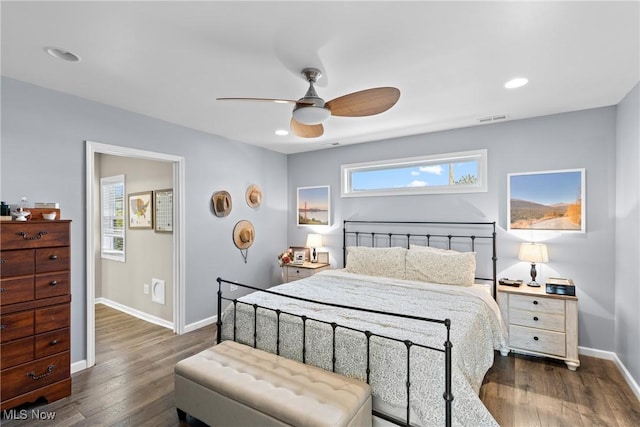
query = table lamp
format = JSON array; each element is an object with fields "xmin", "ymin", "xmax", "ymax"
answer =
[
  {"xmin": 518, "ymin": 242, "xmax": 549, "ymax": 287},
  {"xmin": 306, "ymin": 233, "xmax": 323, "ymax": 263}
]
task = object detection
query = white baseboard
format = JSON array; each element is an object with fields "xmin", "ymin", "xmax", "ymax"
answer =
[
  {"xmin": 184, "ymin": 315, "xmax": 218, "ymax": 333},
  {"xmin": 95, "ymin": 297, "xmax": 173, "ymax": 330},
  {"xmin": 71, "ymin": 360, "xmax": 87, "ymax": 374},
  {"xmin": 580, "ymin": 346, "xmax": 640, "ymax": 400}
]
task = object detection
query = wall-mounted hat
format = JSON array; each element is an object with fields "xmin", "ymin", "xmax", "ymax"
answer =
[
  {"xmin": 245, "ymin": 184, "xmax": 262, "ymax": 208},
  {"xmin": 212, "ymin": 191, "xmax": 232, "ymax": 217},
  {"xmin": 233, "ymin": 220, "xmax": 255, "ymax": 250}
]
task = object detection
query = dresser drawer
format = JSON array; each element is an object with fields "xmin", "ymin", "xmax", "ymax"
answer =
[
  {"xmin": 0, "ymin": 277, "xmax": 34, "ymax": 306},
  {"xmin": 1, "ymin": 351, "xmax": 70, "ymax": 401},
  {"xmin": 35, "ymin": 272, "xmax": 70, "ymax": 300},
  {"xmin": 509, "ymin": 325, "xmax": 566, "ymax": 357},
  {"xmin": 0, "ymin": 311, "xmax": 34, "ymax": 343},
  {"xmin": 0, "ymin": 250, "xmax": 35, "ymax": 278},
  {"xmin": 35, "ymin": 328, "xmax": 70, "ymax": 359},
  {"xmin": 35, "ymin": 247, "xmax": 70, "ymax": 274},
  {"xmin": 35, "ymin": 304, "xmax": 70, "ymax": 334},
  {"xmin": 1, "ymin": 337, "xmax": 34, "ymax": 369},
  {"xmin": 0, "ymin": 222, "xmax": 70, "ymax": 250},
  {"xmin": 509, "ymin": 294, "xmax": 565, "ymax": 315},
  {"xmin": 509, "ymin": 308, "xmax": 565, "ymax": 332}
]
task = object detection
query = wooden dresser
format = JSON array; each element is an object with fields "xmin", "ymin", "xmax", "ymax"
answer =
[{"xmin": 1, "ymin": 220, "xmax": 72, "ymax": 410}]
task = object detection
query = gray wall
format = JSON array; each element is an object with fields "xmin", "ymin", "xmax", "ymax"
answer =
[
  {"xmin": 615, "ymin": 82, "xmax": 640, "ymax": 382},
  {"xmin": 288, "ymin": 107, "xmax": 618, "ymax": 354},
  {"xmin": 99, "ymin": 155, "xmax": 173, "ymax": 322},
  {"xmin": 0, "ymin": 77, "xmax": 288, "ymax": 364}
]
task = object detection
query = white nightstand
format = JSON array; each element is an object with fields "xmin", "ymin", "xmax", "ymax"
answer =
[
  {"xmin": 282, "ymin": 262, "xmax": 330, "ymax": 283},
  {"xmin": 498, "ymin": 283, "xmax": 580, "ymax": 370}
]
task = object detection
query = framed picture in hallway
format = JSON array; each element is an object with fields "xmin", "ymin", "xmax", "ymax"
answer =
[
  {"xmin": 128, "ymin": 191, "xmax": 154, "ymax": 229},
  {"xmin": 297, "ymin": 186, "xmax": 330, "ymax": 227},
  {"xmin": 508, "ymin": 169, "xmax": 585, "ymax": 233}
]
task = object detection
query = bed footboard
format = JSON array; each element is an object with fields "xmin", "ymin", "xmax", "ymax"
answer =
[{"xmin": 216, "ymin": 277, "xmax": 453, "ymax": 427}]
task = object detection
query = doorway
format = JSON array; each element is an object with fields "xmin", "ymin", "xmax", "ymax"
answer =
[{"xmin": 85, "ymin": 141, "xmax": 186, "ymax": 369}]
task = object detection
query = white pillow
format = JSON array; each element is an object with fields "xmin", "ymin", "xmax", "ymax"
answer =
[
  {"xmin": 409, "ymin": 244, "xmax": 455, "ymax": 253},
  {"xmin": 345, "ymin": 246, "xmax": 407, "ymax": 279},
  {"xmin": 405, "ymin": 247, "xmax": 476, "ymax": 286}
]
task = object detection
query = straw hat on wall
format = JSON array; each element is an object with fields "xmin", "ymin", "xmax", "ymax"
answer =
[
  {"xmin": 212, "ymin": 191, "xmax": 232, "ymax": 217},
  {"xmin": 233, "ymin": 220, "xmax": 255, "ymax": 249},
  {"xmin": 245, "ymin": 184, "xmax": 262, "ymax": 208}
]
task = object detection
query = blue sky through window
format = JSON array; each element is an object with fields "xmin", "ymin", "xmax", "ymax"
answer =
[{"xmin": 352, "ymin": 160, "xmax": 478, "ymax": 191}]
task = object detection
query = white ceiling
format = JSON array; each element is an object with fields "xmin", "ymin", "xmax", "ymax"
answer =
[{"xmin": 2, "ymin": 1, "xmax": 638, "ymax": 154}]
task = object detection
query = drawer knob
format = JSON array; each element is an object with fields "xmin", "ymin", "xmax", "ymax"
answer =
[
  {"xmin": 49, "ymin": 280, "xmax": 59, "ymax": 286},
  {"xmin": 533, "ymin": 300, "xmax": 539, "ymax": 305},
  {"xmin": 0, "ymin": 287, "xmax": 5, "ymax": 292},
  {"xmin": 50, "ymin": 340, "xmax": 58, "ymax": 346},
  {"xmin": 49, "ymin": 255, "xmax": 59, "ymax": 260},
  {"xmin": 533, "ymin": 316, "xmax": 539, "ymax": 321},
  {"xmin": 533, "ymin": 336, "xmax": 539, "ymax": 341},
  {"xmin": 16, "ymin": 231, "xmax": 48, "ymax": 240},
  {"xmin": 0, "ymin": 324, "xmax": 6, "ymax": 330},
  {"xmin": 26, "ymin": 364, "xmax": 56, "ymax": 380},
  {"xmin": 0, "ymin": 259, "xmax": 5, "ymax": 264}
]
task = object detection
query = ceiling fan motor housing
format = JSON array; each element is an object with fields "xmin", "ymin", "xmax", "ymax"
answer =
[{"xmin": 292, "ymin": 68, "xmax": 331, "ymax": 125}]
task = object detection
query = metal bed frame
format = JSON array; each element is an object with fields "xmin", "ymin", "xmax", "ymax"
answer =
[{"xmin": 216, "ymin": 220, "xmax": 497, "ymax": 427}]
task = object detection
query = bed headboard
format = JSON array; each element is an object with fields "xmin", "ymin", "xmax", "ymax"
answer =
[{"xmin": 343, "ymin": 220, "xmax": 498, "ymax": 299}]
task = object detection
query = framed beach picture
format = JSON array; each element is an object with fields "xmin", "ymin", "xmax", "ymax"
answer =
[
  {"xmin": 128, "ymin": 191, "xmax": 154, "ymax": 229},
  {"xmin": 297, "ymin": 186, "xmax": 330, "ymax": 226},
  {"xmin": 508, "ymin": 169, "xmax": 585, "ymax": 233}
]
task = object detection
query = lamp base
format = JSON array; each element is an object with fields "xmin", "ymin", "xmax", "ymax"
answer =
[{"xmin": 527, "ymin": 281, "xmax": 541, "ymax": 287}]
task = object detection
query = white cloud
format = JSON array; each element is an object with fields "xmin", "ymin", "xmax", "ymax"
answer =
[
  {"xmin": 411, "ymin": 170, "xmax": 420, "ymax": 176},
  {"xmin": 408, "ymin": 180, "xmax": 428, "ymax": 187},
  {"xmin": 419, "ymin": 165, "xmax": 444, "ymax": 175}
]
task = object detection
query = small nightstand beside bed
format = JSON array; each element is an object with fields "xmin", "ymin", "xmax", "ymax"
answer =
[{"xmin": 182, "ymin": 221, "xmax": 508, "ymax": 427}]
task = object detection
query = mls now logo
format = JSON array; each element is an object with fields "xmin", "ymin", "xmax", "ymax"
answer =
[{"xmin": 2, "ymin": 409, "xmax": 56, "ymax": 420}]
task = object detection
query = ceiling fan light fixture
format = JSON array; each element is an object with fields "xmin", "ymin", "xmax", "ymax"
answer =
[
  {"xmin": 505, "ymin": 77, "xmax": 528, "ymax": 89},
  {"xmin": 292, "ymin": 104, "xmax": 331, "ymax": 125}
]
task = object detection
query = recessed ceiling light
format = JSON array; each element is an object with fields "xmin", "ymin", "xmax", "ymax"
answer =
[
  {"xmin": 505, "ymin": 77, "xmax": 528, "ymax": 89},
  {"xmin": 275, "ymin": 129, "xmax": 288, "ymax": 136},
  {"xmin": 44, "ymin": 47, "xmax": 81, "ymax": 62}
]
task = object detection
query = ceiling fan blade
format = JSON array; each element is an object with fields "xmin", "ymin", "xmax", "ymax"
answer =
[
  {"xmin": 326, "ymin": 87, "xmax": 400, "ymax": 117},
  {"xmin": 216, "ymin": 97, "xmax": 314, "ymax": 105},
  {"xmin": 291, "ymin": 118, "xmax": 324, "ymax": 138}
]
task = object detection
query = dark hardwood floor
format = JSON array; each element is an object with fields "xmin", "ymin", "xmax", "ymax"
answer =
[{"xmin": 2, "ymin": 304, "xmax": 639, "ymax": 426}]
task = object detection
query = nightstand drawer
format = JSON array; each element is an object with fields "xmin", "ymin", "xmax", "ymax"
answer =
[
  {"xmin": 509, "ymin": 308, "xmax": 565, "ymax": 332},
  {"xmin": 509, "ymin": 325, "xmax": 566, "ymax": 357},
  {"xmin": 510, "ymin": 294, "xmax": 565, "ymax": 314},
  {"xmin": 287, "ymin": 267, "xmax": 314, "ymax": 280}
]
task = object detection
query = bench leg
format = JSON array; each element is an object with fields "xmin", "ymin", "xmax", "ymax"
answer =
[{"xmin": 177, "ymin": 408, "xmax": 187, "ymax": 421}]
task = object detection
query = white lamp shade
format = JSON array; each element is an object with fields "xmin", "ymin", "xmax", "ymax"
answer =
[
  {"xmin": 518, "ymin": 242, "xmax": 549, "ymax": 263},
  {"xmin": 306, "ymin": 233, "xmax": 323, "ymax": 248}
]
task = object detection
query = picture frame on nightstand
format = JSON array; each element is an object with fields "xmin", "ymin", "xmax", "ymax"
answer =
[{"xmin": 316, "ymin": 251, "xmax": 329, "ymax": 264}]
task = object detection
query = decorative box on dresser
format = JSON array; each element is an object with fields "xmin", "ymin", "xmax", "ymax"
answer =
[
  {"xmin": 282, "ymin": 262, "xmax": 330, "ymax": 283},
  {"xmin": 498, "ymin": 284, "xmax": 579, "ymax": 370},
  {"xmin": 1, "ymin": 220, "xmax": 72, "ymax": 410}
]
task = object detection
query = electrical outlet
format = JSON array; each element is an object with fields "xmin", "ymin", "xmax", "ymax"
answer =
[
  {"xmin": 143, "ymin": 283, "xmax": 149, "ymax": 294},
  {"xmin": 230, "ymin": 284, "xmax": 238, "ymax": 291}
]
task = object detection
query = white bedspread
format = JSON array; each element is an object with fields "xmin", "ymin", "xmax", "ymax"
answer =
[{"xmin": 220, "ymin": 270, "xmax": 507, "ymax": 426}]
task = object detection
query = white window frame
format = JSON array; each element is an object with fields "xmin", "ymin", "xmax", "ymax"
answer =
[
  {"xmin": 341, "ymin": 149, "xmax": 488, "ymax": 197},
  {"xmin": 100, "ymin": 174, "xmax": 126, "ymax": 262}
]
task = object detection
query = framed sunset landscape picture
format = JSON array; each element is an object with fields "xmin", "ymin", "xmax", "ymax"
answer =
[
  {"xmin": 297, "ymin": 186, "xmax": 330, "ymax": 226},
  {"xmin": 508, "ymin": 169, "xmax": 585, "ymax": 233}
]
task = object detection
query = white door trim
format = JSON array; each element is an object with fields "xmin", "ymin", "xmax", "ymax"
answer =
[{"xmin": 85, "ymin": 140, "xmax": 186, "ymax": 368}]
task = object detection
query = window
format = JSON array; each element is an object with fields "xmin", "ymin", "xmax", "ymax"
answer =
[
  {"xmin": 341, "ymin": 149, "xmax": 487, "ymax": 197},
  {"xmin": 101, "ymin": 175, "xmax": 125, "ymax": 262}
]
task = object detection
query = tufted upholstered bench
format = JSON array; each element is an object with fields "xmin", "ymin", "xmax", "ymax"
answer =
[{"xmin": 175, "ymin": 340, "xmax": 372, "ymax": 427}]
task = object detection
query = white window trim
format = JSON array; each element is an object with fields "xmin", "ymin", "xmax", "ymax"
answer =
[
  {"xmin": 100, "ymin": 174, "xmax": 125, "ymax": 262},
  {"xmin": 341, "ymin": 149, "xmax": 488, "ymax": 198}
]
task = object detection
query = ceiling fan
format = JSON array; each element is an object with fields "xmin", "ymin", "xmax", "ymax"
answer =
[{"xmin": 217, "ymin": 68, "xmax": 400, "ymax": 138}]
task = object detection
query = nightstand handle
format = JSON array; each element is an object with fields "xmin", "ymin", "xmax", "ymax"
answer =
[
  {"xmin": 533, "ymin": 316, "xmax": 539, "ymax": 321},
  {"xmin": 532, "ymin": 300, "xmax": 539, "ymax": 305},
  {"xmin": 533, "ymin": 336, "xmax": 539, "ymax": 341}
]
